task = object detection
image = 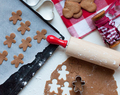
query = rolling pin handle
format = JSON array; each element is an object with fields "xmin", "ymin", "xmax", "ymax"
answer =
[{"xmin": 46, "ymin": 35, "xmax": 68, "ymax": 48}]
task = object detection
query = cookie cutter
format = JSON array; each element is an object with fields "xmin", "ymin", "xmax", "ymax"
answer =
[
  {"xmin": 72, "ymin": 76, "xmax": 85, "ymax": 95},
  {"xmin": 24, "ymin": 0, "xmax": 54, "ymax": 21}
]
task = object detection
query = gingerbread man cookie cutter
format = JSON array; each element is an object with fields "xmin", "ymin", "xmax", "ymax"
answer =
[
  {"xmin": 24, "ymin": 0, "xmax": 54, "ymax": 21},
  {"xmin": 72, "ymin": 76, "xmax": 85, "ymax": 95}
]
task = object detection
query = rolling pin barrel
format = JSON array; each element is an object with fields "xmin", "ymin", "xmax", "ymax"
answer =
[{"xmin": 47, "ymin": 35, "xmax": 120, "ymax": 70}]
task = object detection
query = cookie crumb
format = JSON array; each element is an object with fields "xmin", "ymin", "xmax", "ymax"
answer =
[
  {"xmin": 11, "ymin": 54, "xmax": 24, "ymax": 68},
  {"xmin": 0, "ymin": 51, "xmax": 8, "ymax": 65},
  {"xmin": 19, "ymin": 37, "xmax": 32, "ymax": 52},
  {"xmin": 4, "ymin": 33, "xmax": 16, "ymax": 48},
  {"xmin": 9, "ymin": 10, "xmax": 22, "ymax": 25}
]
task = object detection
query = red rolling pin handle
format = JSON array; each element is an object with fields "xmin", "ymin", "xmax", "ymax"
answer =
[{"xmin": 46, "ymin": 35, "xmax": 68, "ymax": 48}]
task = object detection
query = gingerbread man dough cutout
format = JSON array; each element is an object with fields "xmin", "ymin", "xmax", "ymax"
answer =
[
  {"xmin": 19, "ymin": 37, "xmax": 32, "ymax": 51},
  {"xmin": 17, "ymin": 21, "xmax": 31, "ymax": 35},
  {"xmin": 11, "ymin": 54, "xmax": 24, "ymax": 68},
  {"xmin": 0, "ymin": 51, "xmax": 8, "ymax": 65},
  {"xmin": 9, "ymin": 10, "xmax": 22, "ymax": 25},
  {"xmin": 4, "ymin": 33, "xmax": 16, "ymax": 48},
  {"xmin": 33, "ymin": 29, "xmax": 47, "ymax": 43}
]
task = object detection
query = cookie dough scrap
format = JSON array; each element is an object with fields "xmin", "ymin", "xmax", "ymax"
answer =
[
  {"xmin": 19, "ymin": 37, "xmax": 32, "ymax": 52},
  {"xmin": 9, "ymin": 10, "xmax": 22, "ymax": 25},
  {"xmin": 33, "ymin": 29, "xmax": 47, "ymax": 43},
  {"xmin": 11, "ymin": 54, "xmax": 24, "ymax": 68},
  {"xmin": 62, "ymin": 1, "xmax": 82, "ymax": 19},
  {"xmin": 4, "ymin": 33, "xmax": 16, "ymax": 48},
  {"xmin": 44, "ymin": 57, "xmax": 118, "ymax": 95},
  {"xmin": 17, "ymin": 21, "xmax": 31, "ymax": 35},
  {"xmin": 0, "ymin": 51, "xmax": 8, "ymax": 65}
]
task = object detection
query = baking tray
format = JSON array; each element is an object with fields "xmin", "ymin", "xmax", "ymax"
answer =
[{"xmin": 0, "ymin": 0, "xmax": 64, "ymax": 95}]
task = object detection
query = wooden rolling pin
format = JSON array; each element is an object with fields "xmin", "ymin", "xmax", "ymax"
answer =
[{"xmin": 47, "ymin": 35, "xmax": 120, "ymax": 70}]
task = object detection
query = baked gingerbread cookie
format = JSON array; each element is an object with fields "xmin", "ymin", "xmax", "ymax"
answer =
[
  {"xmin": 67, "ymin": 0, "xmax": 81, "ymax": 3},
  {"xmin": 73, "ymin": 10, "xmax": 83, "ymax": 18},
  {"xmin": 63, "ymin": 0, "xmax": 97, "ymax": 19},
  {"xmin": 92, "ymin": 10, "xmax": 105, "ymax": 21},
  {"xmin": 80, "ymin": 0, "xmax": 97, "ymax": 12},
  {"xmin": 9, "ymin": 10, "xmax": 22, "ymax": 25},
  {"xmin": 62, "ymin": 1, "xmax": 82, "ymax": 19}
]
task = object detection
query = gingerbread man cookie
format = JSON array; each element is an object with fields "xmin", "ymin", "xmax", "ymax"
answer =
[
  {"xmin": 9, "ymin": 10, "xmax": 22, "ymax": 25},
  {"xmin": 4, "ymin": 33, "xmax": 16, "ymax": 48},
  {"xmin": 0, "ymin": 51, "xmax": 8, "ymax": 65},
  {"xmin": 62, "ymin": 1, "xmax": 82, "ymax": 19},
  {"xmin": 11, "ymin": 54, "xmax": 24, "ymax": 68},
  {"xmin": 33, "ymin": 29, "xmax": 47, "ymax": 43},
  {"xmin": 19, "ymin": 37, "xmax": 32, "ymax": 52},
  {"xmin": 17, "ymin": 21, "xmax": 31, "ymax": 35}
]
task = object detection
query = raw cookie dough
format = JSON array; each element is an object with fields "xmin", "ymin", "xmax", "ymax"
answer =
[
  {"xmin": 0, "ymin": 51, "xmax": 8, "ymax": 65},
  {"xmin": 33, "ymin": 29, "xmax": 47, "ymax": 43},
  {"xmin": 17, "ymin": 21, "xmax": 31, "ymax": 35},
  {"xmin": 44, "ymin": 57, "xmax": 118, "ymax": 95},
  {"xmin": 9, "ymin": 10, "xmax": 22, "ymax": 25},
  {"xmin": 19, "ymin": 37, "xmax": 32, "ymax": 52},
  {"xmin": 4, "ymin": 33, "xmax": 16, "ymax": 48},
  {"xmin": 11, "ymin": 53, "xmax": 24, "ymax": 68}
]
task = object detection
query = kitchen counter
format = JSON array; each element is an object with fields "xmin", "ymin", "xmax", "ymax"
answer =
[{"xmin": 19, "ymin": 1, "xmax": 120, "ymax": 94}]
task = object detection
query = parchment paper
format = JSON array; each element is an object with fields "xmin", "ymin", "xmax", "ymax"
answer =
[{"xmin": 0, "ymin": 0, "xmax": 61, "ymax": 84}]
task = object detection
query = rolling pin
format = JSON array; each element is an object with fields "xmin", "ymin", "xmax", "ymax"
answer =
[{"xmin": 46, "ymin": 35, "xmax": 120, "ymax": 70}]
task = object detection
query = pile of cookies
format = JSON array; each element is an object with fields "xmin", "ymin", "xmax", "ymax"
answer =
[
  {"xmin": 0, "ymin": 10, "xmax": 47, "ymax": 68},
  {"xmin": 63, "ymin": 0, "xmax": 97, "ymax": 19}
]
